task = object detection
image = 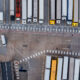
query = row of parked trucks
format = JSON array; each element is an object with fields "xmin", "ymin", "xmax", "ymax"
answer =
[
  {"xmin": 44, "ymin": 56, "xmax": 80, "ymax": 80},
  {"xmin": 0, "ymin": 0, "xmax": 80, "ymax": 27}
]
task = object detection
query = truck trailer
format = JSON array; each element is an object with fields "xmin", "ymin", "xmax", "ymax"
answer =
[
  {"xmin": 0, "ymin": 12, "xmax": 3, "ymax": 23},
  {"xmin": 74, "ymin": 59, "xmax": 80, "ymax": 80},
  {"xmin": 57, "ymin": 58, "xmax": 63, "ymax": 80},
  {"xmin": 72, "ymin": 0, "xmax": 79, "ymax": 27},
  {"xmin": 62, "ymin": 56, "xmax": 68, "ymax": 80},
  {"xmin": 62, "ymin": 0, "xmax": 67, "ymax": 20},
  {"xmin": 33, "ymin": 0, "xmax": 38, "ymax": 23},
  {"xmin": 56, "ymin": 0, "xmax": 61, "ymax": 24},
  {"xmin": 69, "ymin": 58, "xmax": 74, "ymax": 80},
  {"xmin": 39, "ymin": 0, "xmax": 44, "ymax": 23},
  {"xmin": 22, "ymin": 0, "xmax": 27, "ymax": 24},
  {"xmin": 67, "ymin": 0, "xmax": 73, "ymax": 24},
  {"xmin": 16, "ymin": 0, "xmax": 21, "ymax": 20},
  {"xmin": 10, "ymin": 0, "xmax": 15, "ymax": 21},
  {"xmin": 45, "ymin": 56, "xmax": 51, "ymax": 69},
  {"xmin": 49, "ymin": 0, "xmax": 56, "ymax": 25},
  {"xmin": 27, "ymin": 0, "xmax": 32, "ymax": 23}
]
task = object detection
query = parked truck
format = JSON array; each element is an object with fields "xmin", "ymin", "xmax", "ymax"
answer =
[
  {"xmin": 49, "ymin": 0, "xmax": 56, "ymax": 25},
  {"xmin": 27, "ymin": 0, "xmax": 32, "ymax": 23},
  {"xmin": 39, "ymin": 0, "xmax": 44, "ymax": 23},
  {"xmin": 22, "ymin": 0, "xmax": 27, "ymax": 24},
  {"xmin": 33, "ymin": 0, "xmax": 38, "ymax": 23},
  {"xmin": 10, "ymin": 0, "xmax": 15, "ymax": 21},
  {"xmin": 72, "ymin": 0, "xmax": 79, "ymax": 27},
  {"xmin": 62, "ymin": 0, "xmax": 67, "ymax": 20},
  {"xmin": 67, "ymin": 0, "xmax": 73, "ymax": 25},
  {"xmin": 56, "ymin": 0, "xmax": 61, "ymax": 24}
]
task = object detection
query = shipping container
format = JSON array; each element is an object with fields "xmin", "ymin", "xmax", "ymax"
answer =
[
  {"xmin": 57, "ymin": 58, "xmax": 63, "ymax": 80},
  {"xmin": 22, "ymin": 0, "xmax": 27, "ymax": 24},
  {"xmin": 45, "ymin": 56, "xmax": 51, "ymax": 69},
  {"xmin": 56, "ymin": 0, "xmax": 61, "ymax": 24},
  {"xmin": 0, "ymin": 12, "xmax": 3, "ymax": 23},
  {"xmin": 49, "ymin": 0, "xmax": 55, "ymax": 24},
  {"xmin": 16, "ymin": 0, "xmax": 21, "ymax": 20},
  {"xmin": 10, "ymin": 0, "xmax": 15, "ymax": 21},
  {"xmin": 69, "ymin": 58, "xmax": 74, "ymax": 80},
  {"xmin": 72, "ymin": 0, "xmax": 78, "ymax": 27},
  {"xmin": 67, "ymin": 0, "xmax": 73, "ymax": 24},
  {"xmin": 33, "ymin": 0, "xmax": 38, "ymax": 23},
  {"xmin": 74, "ymin": 59, "xmax": 80, "ymax": 80},
  {"xmin": 62, "ymin": 56, "xmax": 68, "ymax": 80},
  {"xmin": 50, "ymin": 59, "xmax": 57, "ymax": 80},
  {"xmin": 39, "ymin": 0, "xmax": 44, "ymax": 23},
  {"xmin": 44, "ymin": 69, "xmax": 50, "ymax": 80},
  {"xmin": 27, "ymin": 0, "xmax": 32, "ymax": 23},
  {"xmin": 62, "ymin": 0, "xmax": 67, "ymax": 20}
]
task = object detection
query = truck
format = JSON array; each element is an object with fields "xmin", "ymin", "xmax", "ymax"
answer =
[
  {"xmin": 69, "ymin": 58, "xmax": 74, "ymax": 80},
  {"xmin": 22, "ymin": 0, "xmax": 27, "ymax": 24},
  {"xmin": 72, "ymin": 0, "xmax": 78, "ymax": 27},
  {"xmin": 62, "ymin": 56, "xmax": 68, "ymax": 80},
  {"xmin": 74, "ymin": 59, "xmax": 80, "ymax": 80},
  {"xmin": 0, "ymin": 12, "xmax": 3, "ymax": 23},
  {"xmin": 67, "ymin": 0, "xmax": 73, "ymax": 24},
  {"xmin": 44, "ymin": 69, "xmax": 50, "ymax": 80},
  {"xmin": 49, "ymin": 0, "xmax": 55, "ymax": 24},
  {"xmin": 39, "ymin": 0, "xmax": 44, "ymax": 23},
  {"xmin": 27, "ymin": 0, "xmax": 32, "ymax": 23},
  {"xmin": 10, "ymin": 0, "xmax": 15, "ymax": 21},
  {"xmin": 56, "ymin": 0, "xmax": 61, "ymax": 24},
  {"xmin": 16, "ymin": 0, "xmax": 21, "ymax": 20},
  {"xmin": 57, "ymin": 58, "xmax": 63, "ymax": 80},
  {"xmin": 45, "ymin": 56, "xmax": 51, "ymax": 69},
  {"xmin": 1, "ymin": 35, "xmax": 6, "ymax": 46},
  {"xmin": 33, "ymin": 0, "xmax": 38, "ymax": 23},
  {"xmin": 62, "ymin": 0, "xmax": 67, "ymax": 20}
]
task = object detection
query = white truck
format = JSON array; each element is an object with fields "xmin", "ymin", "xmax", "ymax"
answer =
[
  {"xmin": 22, "ymin": 0, "xmax": 27, "ymax": 24},
  {"xmin": 62, "ymin": 56, "xmax": 68, "ymax": 80},
  {"xmin": 56, "ymin": 0, "xmax": 61, "ymax": 24},
  {"xmin": 62, "ymin": 0, "xmax": 67, "ymax": 20},
  {"xmin": 33, "ymin": 0, "xmax": 38, "ymax": 23},
  {"xmin": 10, "ymin": 0, "xmax": 15, "ymax": 21},
  {"xmin": 57, "ymin": 58, "xmax": 63, "ymax": 80},
  {"xmin": 1, "ymin": 35, "xmax": 6, "ymax": 46},
  {"xmin": 67, "ymin": 0, "xmax": 73, "ymax": 24},
  {"xmin": 27, "ymin": 0, "xmax": 32, "ymax": 23},
  {"xmin": 72, "ymin": 0, "xmax": 79, "ymax": 27},
  {"xmin": 39, "ymin": 0, "xmax": 44, "ymax": 23},
  {"xmin": 49, "ymin": 0, "xmax": 55, "ymax": 25}
]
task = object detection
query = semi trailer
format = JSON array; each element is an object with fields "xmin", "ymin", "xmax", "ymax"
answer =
[
  {"xmin": 27, "ymin": 0, "xmax": 32, "ymax": 23},
  {"xmin": 10, "ymin": 0, "xmax": 15, "ymax": 21},
  {"xmin": 0, "ymin": 12, "xmax": 3, "ymax": 23},
  {"xmin": 22, "ymin": 0, "xmax": 27, "ymax": 24},
  {"xmin": 72, "ymin": 0, "xmax": 79, "ymax": 27},
  {"xmin": 74, "ymin": 59, "xmax": 80, "ymax": 80},
  {"xmin": 69, "ymin": 58, "xmax": 74, "ymax": 80},
  {"xmin": 62, "ymin": 0, "xmax": 67, "ymax": 20},
  {"xmin": 39, "ymin": 0, "xmax": 44, "ymax": 23},
  {"xmin": 57, "ymin": 58, "xmax": 63, "ymax": 80},
  {"xmin": 45, "ymin": 56, "xmax": 51, "ymax": 69},
  {"xmin": 56, "ymin": 0, "xmax": 61, "ymax": 24},
  {"xmin": 33, "ymin": 0, "xmax": 38, "ymax": 23},
  {"xmin": 62, "ymin": 56, "xmax": 68, "ymax": 80},
  {"xmin": 67, "ymin": 0, "xmax": 73, "ymax": 24},
  {"xmin": 16, "ymin": 0, "xmax": 21, "ymax": 20},
  {"xmin": 49, "ymin": 0, "xmax": 55, "ymax": 24}
]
